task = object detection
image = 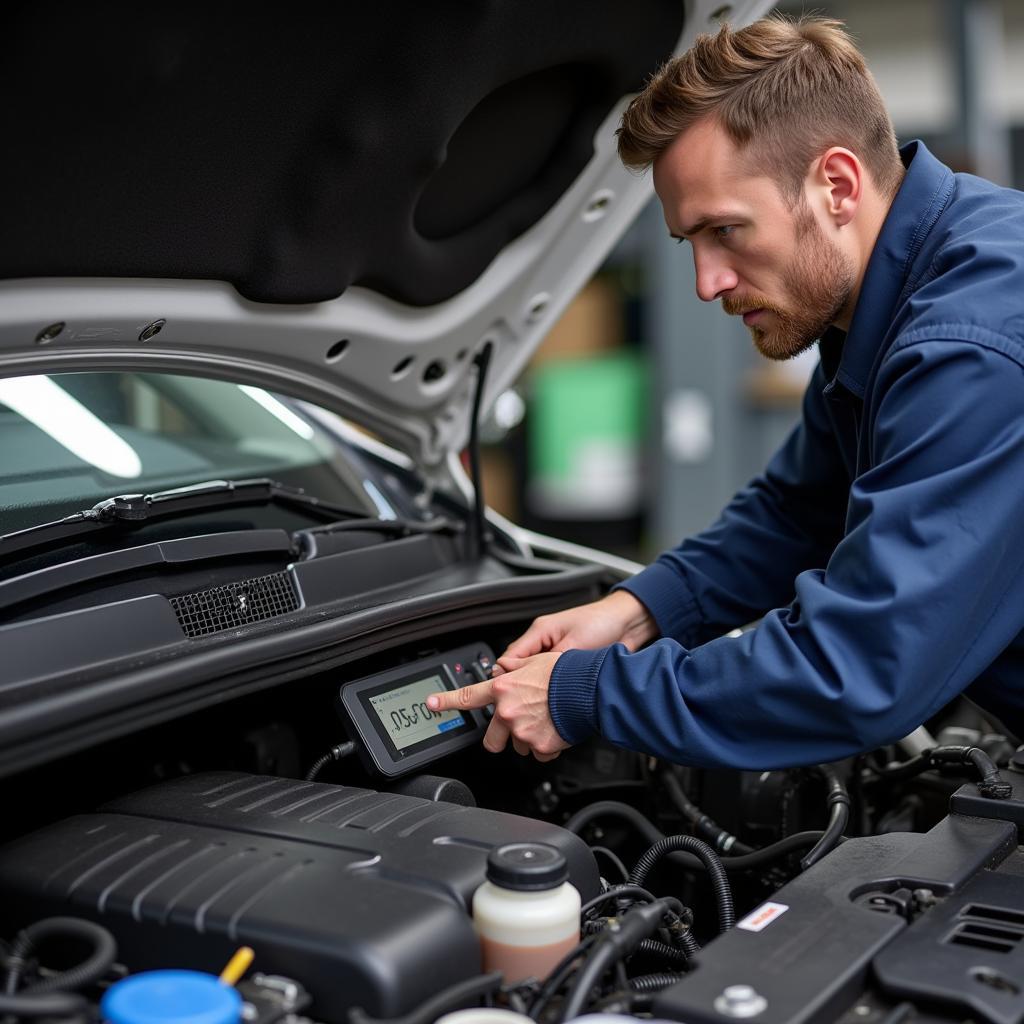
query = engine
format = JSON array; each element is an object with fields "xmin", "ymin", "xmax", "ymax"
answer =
[{"xmin": 1, "ymin": 635, "xmax": 1023, "ymax": 1024}]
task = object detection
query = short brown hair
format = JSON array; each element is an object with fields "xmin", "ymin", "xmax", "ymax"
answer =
[{"xmin": 617, "ymin": 14, "xmax": 903, "ymax": 201}]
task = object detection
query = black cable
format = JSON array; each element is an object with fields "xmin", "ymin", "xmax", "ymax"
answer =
[
  {"xmin": 723, "ymin": 831, "xmax": 824, "ymax": 870},
  {"xmin": 348, "ymin": 972, "xmax": 502, "ymax": 1024},
  {"xmin": 869, "ymin": 745, "xmax": 1011, "ymax": 797},
  {"xmin": 557, "ymin": 901, "xmax": 672, "ymax": 1022},
  {"xmin": 591, "ymin": 990, "xmax": 646, "ymax": 1015},
  {"xmin": 0, "ymin": 991, "xmax": 89, "ymax": 1017},
  {"xmin": 629, "ymin": 836, "xmax": 734, "ymax": 933},
  {"xmin": 628, "ymin": 972, "xmax": 684, "ymax": 992},
  {"xmin": 877, "ymin": 1002, "xmax": 916, "ymax": 1024},
  {"xmin": 566, "ymin": 800, "xmax": 825, "ymax": 873},
  {"xmin": 933, "ymin": 746, "xmax": 1012, "ymax": 798},
  {"xmin": 580, "ymin": 884, "xmax": 659, "ymax": 918},
  {"xmin": 527, "ymin": 935, "xmax": 598, "ymax": 1017},
  {"xmin": 589, "ymin": 846, "xmax": 630, "ymax": 884},
  {"xmin": 613, "ymin": 961, "xmax": 628, "ymax": 996},
  {"xmin": 661, "ymin": 770, "xmax": 753, "ymax": 855},
  {"xmin": 798, "ymin": 765, "xmax": 850, "ymax": 872},
  {"xmin": 305, "ymin": 741, "xmax": 356, "ymax": 781},
  {"xmin": 564, "ymin": 801, "xmax": 665, "ymax": 846},
  {"xmin": 504, "ymin": 986, "xmax": 532, "ymax": 1016},
  {"xmin": 850, "ymin": 753, "xmax": 871, "ymax": 835},
  {"xmin": 871, "ymin": 751, "xmax": 930, "ymax": 782},
  {"xmin": 582, "ymin": 888, "xmax": 696, "ymax": 955},
  {"xmin": 468, "ymin": 343, "xmax": 493, "ymax": 561},
  {"xmin": 4, "ymin": 917, "xmax": 117, "ymax": 996}
]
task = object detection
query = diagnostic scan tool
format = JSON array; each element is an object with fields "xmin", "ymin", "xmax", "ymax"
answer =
[{"xmin": 338, "ymin": 643, "xmax": 494, "ymax": 778}]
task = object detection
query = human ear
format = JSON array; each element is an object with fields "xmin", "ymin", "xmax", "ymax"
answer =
[{"xmin": 813, "ymin": 148, "xmax": 862, "ymax": 227}]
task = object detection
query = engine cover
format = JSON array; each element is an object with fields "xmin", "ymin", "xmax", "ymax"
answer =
[{"xmin": 0, "ymin": 772, "xmax": 600, "ymax": 1021}]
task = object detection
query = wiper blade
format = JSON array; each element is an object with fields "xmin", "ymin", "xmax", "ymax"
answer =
[{"xmin": 0, "ymin": 478, "xmax": 367, "ymax": 564}]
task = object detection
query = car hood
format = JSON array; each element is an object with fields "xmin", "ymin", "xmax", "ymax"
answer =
[{"xmin": 0, "ymin": 1, "xmax": 769, "ymax": 479}]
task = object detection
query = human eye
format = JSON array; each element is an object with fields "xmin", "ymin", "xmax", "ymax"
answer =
[{"xmin": 714, "ymin": 225, "xmax": 736, "ymax": 240}]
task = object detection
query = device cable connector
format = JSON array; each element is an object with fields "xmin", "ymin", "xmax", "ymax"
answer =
[{"xmin": 305, "ymin": 741, "xmax": 357, "ymax": 781}]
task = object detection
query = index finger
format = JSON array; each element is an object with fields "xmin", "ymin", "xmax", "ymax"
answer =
[{"xmin": 427, "ymin": 680, "xmax": 494, "ymax": 713}]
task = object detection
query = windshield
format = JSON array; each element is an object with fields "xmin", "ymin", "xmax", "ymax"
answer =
[{"xmin": 0, "ymin": 372, "xmax": 374, "ymax": 532}]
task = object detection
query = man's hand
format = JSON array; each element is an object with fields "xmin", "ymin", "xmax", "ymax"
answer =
[
  {"xmin": 427, "ymin": 652, "xmax": 568, "ymax": 761},
  {"xmin": 495, "ymin": 590, "xmax": 658, "ymax": 671}
]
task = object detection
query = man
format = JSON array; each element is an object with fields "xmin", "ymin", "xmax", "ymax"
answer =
[{"xmin": 428, "ymin": 14, "xmax": 1024, "ymax": 768}]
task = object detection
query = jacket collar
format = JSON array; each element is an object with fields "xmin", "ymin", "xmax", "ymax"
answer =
[{"xmin": 820, "ymin": 141, "xmax": 954, "ymax": 398}]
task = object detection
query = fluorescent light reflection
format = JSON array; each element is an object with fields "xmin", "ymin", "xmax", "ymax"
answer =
[
  {"xmin": 0, "ymin": 375, "xmax": 142, "ymax": 478},
  {"xmin": 362, "ymin": 480, "xmax": 397, "ymax": 520},
  {"xmin": 239, "ymin": 385, "xmax": 316, "ymax": 440}
]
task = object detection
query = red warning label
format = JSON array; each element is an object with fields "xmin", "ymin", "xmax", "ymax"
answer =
[{"xmin": 736, "ymin": 901, "xmax": 789, "ymax": 932}]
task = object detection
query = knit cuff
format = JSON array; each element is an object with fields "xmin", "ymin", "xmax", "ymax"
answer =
[
  {"xmin": 613, "ymin": 561, "xmax": 703, "ymax": 642},
  {"xmin": 548, "ymin": 646, "xmax": 609, "ymax": 745}
]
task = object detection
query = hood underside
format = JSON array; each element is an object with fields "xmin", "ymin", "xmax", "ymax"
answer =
[{"xmin": 0, "ymin": 1, "xmax": 770, "ymax": 473}]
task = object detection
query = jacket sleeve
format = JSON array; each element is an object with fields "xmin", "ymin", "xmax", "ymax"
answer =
[
  {"xmin": 550, "ymin": 337, "xmax": 1024, "ymax": 769},
  {"xmin": 617, "ymin": 360, "xmax": 850, "ymax": 647}
]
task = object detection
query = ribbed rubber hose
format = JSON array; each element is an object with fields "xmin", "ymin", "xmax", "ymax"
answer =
[
  {"xmin": 305, "ymin": 751, "xmax": 334, "ymax": 781},
  {"xmin": 629, "ymin": 972, "xmax": 684, "ymax": 992},
  {"xmin": 305, "ymin": 741, "xmax": 356, "ymax": 781},
  {"xmin": 628, "ymin": 835, "xmax": 734, "ymax": 933},
  {"xmin": 635, "ymin": 939, "xmax": 690, "ymax": 965},
  {"xmin": 678, "ymin": 928, "xmax": 701, "ymax": 958},
  {"xmin": 4, "ymin": 917, "xmax": 117, "ymax": 996}
]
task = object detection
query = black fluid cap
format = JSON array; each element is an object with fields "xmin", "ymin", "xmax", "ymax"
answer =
[{"xmin": 486, "ymin": 842, "xmax": 568, "ymax": 891}]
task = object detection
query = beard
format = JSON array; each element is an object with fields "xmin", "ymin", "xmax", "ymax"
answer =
[{"xmin": 722, "ymin": 205, "xmax": 856, "ymax": 361}]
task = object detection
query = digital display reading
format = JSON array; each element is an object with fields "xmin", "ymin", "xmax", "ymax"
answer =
[{"xmin": 367, "ymin": 674, "xmax": 466, "ymax": 752}]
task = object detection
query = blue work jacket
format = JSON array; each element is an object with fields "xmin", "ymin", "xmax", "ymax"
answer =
[{"xmin": 548, "ymin": 142, "xmax": 1024, "ymax": 769}]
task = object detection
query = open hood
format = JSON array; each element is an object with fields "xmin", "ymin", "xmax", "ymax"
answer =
[{"xmin": 0, "ymin": 1, "xmax": 770, "ymax": 478}]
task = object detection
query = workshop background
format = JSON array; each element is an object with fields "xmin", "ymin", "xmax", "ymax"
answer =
[{"xmin": 480, "ymin": 0, "xmax": 1024, "ymax": 563}]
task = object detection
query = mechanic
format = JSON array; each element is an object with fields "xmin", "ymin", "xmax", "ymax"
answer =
[{"xmin": 428, "ymin": 14, "xmax": 1024, "ymax": 768}]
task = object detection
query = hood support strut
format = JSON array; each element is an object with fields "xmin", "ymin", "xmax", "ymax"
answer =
[{"xmin": 468, "ymin": 343, "xmax": 493, "ymax": 561}]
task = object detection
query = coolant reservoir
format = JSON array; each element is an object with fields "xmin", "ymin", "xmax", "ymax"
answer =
[{"xmin": 472, "ymin": 842, "xmax": 581, "ymax": 984}]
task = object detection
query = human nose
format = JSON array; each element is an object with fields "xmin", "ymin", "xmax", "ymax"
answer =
[{"xmin": 693, "ymin": 249, "xmax": 738, "ymax": 303}]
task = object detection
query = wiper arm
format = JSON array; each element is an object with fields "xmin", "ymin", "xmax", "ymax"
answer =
[
  {"xmin": 294, "ymin": 514, "xmax": 464, "ymax": 559},
  {"xmin": 0, "ymin": 478, "xmax": 367, "ymax": 564}
]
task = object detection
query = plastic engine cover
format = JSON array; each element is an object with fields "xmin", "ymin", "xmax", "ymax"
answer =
[{"xmin": 0, "ymin": 772, "xmax": 600, "ymax": 1022}]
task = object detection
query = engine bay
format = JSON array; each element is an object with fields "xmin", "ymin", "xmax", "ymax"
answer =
[{"xmin": 1, "ymin": 628, "xmax": 1023, "ymax": 1024}]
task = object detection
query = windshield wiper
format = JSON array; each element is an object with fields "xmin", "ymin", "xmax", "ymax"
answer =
[{"xmin": 0, "ymin": 478, "xmax": 369, "ymax": 564}]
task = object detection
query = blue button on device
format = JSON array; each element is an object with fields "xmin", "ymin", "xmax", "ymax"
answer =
[{"xmin": 101, "ymin": 970, "xmax": 242, "ymax": 1024}]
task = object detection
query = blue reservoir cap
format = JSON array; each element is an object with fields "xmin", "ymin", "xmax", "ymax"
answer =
[{"xmin": 101, "ymin": 970, "xmax": 242, "ymax": 1024}]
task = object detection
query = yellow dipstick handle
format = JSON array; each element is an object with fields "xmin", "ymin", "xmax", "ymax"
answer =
[{"xmin": 219, "ymin": 946, "xmax": 254, "ymax": 986}]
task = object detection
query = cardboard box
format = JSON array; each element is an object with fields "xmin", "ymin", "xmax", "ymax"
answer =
[{"xmin": 530, "ymin": 276, "xmax": 624, "ymax": 367}]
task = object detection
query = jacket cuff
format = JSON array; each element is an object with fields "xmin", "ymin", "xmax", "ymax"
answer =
[
  {"xmin": 613, "ymin": 561, "xmax": 703, "ymax": 642},
  {"xmin": 548, "ymin": 646, "xmax": 608, "ymax": 745}
]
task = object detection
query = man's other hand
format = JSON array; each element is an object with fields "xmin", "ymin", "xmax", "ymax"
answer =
[
  {"xmin": 426, "ymin": 652, "xmax": 568, "ymax": 762},
  {"xmin": 495, "ymin": 590, "xmax": 658, "ymax": 671}
]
